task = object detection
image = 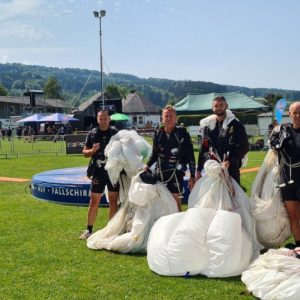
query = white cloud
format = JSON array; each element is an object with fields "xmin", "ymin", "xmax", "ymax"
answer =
[
  {"xmin": 0, "ymin": 0, "xmax": 42, "ymax": 22},
  {"xmin": 0, "ymin": 21, "xmax": 52, "ymax": 41}
]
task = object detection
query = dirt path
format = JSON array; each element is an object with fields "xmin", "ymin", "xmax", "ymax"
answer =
[{"xmin": 0, "ymin": 177, "xmax": 30, "ymax": 183}]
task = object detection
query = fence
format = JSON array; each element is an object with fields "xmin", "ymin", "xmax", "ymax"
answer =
[{"xmin": 0, "ymin": 135, "xmax": 66, "ymax": 158}]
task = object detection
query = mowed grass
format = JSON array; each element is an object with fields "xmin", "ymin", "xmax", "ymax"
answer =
[{"xmin": 0, "ymin": 151, "xmax": 266, "ymax": 299}]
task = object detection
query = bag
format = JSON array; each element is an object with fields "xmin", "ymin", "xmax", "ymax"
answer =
[
  {"xmin": 139, "ymin": 170, "xmax": 158, "ymax": 185},
  {"xmin": 87, "ymin": 159, "xmax": 97, "ymax": 179}
]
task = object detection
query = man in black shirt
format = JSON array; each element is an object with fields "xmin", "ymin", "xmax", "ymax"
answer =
[
  {"xmin": 196, "ymin": 96, "xmax": 249, "ymax": 185},
  {"xmin": 145, "ymin": 105, "xmax": 196, "ymax": 211},
  {"xmin": 270, "ymin": 101, "xmax": 300, "ymax": 249},
  {"xmin": 79, "ymin": 110, "xmax": 119, "ymax": 240}
]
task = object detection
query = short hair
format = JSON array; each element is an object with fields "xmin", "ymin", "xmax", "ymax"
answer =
[
  {"xmin": 97, "ymin": 109, "xmax": 109, "ymax": 116},
  {"xmin": 213, "ymin": 95, "xmax": 227, "ymax": 102},
  {"xmin": 162, "ymin": 105, "xmax": 176, "ymax": 114}
]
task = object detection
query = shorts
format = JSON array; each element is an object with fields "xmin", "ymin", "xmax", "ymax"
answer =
[
  {"xmin": 91, "ymin": 166, "xmax": 119, "ymax": 194},
  {"xmin": 281, "ymin": 181, "xmax": 300, "ymax": 201},
  {"xmin": 158, "ymin": 170, "xmax": 184, "ymax": 194}
]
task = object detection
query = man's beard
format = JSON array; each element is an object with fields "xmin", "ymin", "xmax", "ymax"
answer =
[{"xmin": 215, "ymin": 111, "xmax": 226, "ymax": 117}]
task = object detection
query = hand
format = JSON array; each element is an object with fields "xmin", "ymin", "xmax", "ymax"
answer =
[
  {"xmin": 92, "ymin": 143, "xmax": 100, "ymax": 153},
  {"xmin": 195, "ymin": 171, "xmax": 202, "ymax": 181},
  {"xmin": 188, "ymin": 178, "xmax": 195, "ymax": 191},
  {"xmin": 222, "ymin": 160, "xmax": 230, "ymax": 169},
  {"xmin": 143, "ymin": 164, "xmax": 150, "ymax": 171}
]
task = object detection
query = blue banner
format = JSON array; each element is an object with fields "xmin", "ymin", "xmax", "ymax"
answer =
[{"xmin": 275, "ymin": 98, "xmax": 287, "ymax": 124}]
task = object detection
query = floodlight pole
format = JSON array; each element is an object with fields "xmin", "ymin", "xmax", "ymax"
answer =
[{"xmin": 93, "ymin": 10, "xmax": 106, "ymax": 109}]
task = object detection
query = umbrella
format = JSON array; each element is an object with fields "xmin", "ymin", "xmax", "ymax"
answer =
[
  {"xmin": 39, "ymin": 113, "xmax": 78, "ymax": 123},
  {"xmin": 17, "ymin": 113, "xmax": 45, "ymax": 123},
  {"xmin": 110, "ymin": 113, "xmax": 129, "ymax": 121}
]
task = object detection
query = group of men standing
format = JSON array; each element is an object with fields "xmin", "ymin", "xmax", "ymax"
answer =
[
  {"xmin": 79, "ymin": 96, "xmax": 300, "ymax": 252},
  {"xmin": 79, "ymin": 95, "xmax": 249, "ymax": 239}
]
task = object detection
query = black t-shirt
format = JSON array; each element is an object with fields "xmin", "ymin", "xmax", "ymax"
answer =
[{"xmin": 85, "ymin": 127, "xmax": 118, "ymax": 161}]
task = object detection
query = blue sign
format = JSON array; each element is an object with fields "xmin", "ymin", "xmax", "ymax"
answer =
[{"xmin": 275, "ymin": 98, "xmax": 287, "ymax": 124}]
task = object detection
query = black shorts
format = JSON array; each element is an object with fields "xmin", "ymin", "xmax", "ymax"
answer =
[
  {"xmin": 158, "ymin": 170, "xmax": 184, "ymax": 194},
  {"xmin": 281, "ymin": 181, "xmax": 300, "ymax": 201},
  {"xmin": 91, "ymin": 166, "xmax": 119, "ymax": 194}
]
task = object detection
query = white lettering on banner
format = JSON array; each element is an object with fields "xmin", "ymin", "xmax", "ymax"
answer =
[{"xmin": 50, "ymin": 187, "xmax": 88, "ymax": 197}]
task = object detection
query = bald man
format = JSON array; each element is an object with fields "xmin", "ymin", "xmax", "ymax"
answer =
[{"xmin": 270, "ymin": 102, "xmax": 300, "ymax": 249}]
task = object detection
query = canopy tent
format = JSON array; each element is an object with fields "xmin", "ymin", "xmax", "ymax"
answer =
[
  {"xmin": 39, "ymin": 113, "xmax": 78, "ymax": 123},
  {"xmin": 174, "ymin": 92, "xmax": 269, "ymax": 115},
  {"xmin": 110, "ymin": 113, "xmax": 129, "ymax": 121},
  {"xmin": 17, "ymin": 113, "xmax": 45, "ymax": 123}
]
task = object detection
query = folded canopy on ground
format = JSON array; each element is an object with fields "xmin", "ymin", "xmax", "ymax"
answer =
[
  {"xmin": 242, "ymin": 248, "xmax": 300, "ymax": 300},
  {"xmin": 147, "ymin": 160, "xmax": 261, "ymax": 277}
]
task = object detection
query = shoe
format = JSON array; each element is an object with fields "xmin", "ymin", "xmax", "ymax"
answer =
[
  {"xmin": 285, "ymin": 243, "xmax": 297, "ymax": 249},
  {"xmin": 79, "ymin": 230, "xmax": 92, "ymax": 240}
]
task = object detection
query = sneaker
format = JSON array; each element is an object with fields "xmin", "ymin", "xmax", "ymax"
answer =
[{"xmin": 79, "ymin": 230, "xmax": 92, "ymax": 240}]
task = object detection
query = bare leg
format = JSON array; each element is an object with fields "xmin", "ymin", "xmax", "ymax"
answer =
[
  {"xmin": 284, "ymin": 201, "xmax": 300, "ymax": 241},
  {"xmin": 108, "ymin": 191, "xmax": 119, "ymax": 220},
  {"xmin": 87, "ymin": 192, "xmax": 102, "ymax": 226},
  {"xmin": 172, "ymin": 193, "xmax": 182, "ymax": 212}
]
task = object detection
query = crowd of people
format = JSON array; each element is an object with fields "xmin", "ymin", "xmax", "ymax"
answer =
[{"xmin": 0, "ymin": 123, "xmax": 75, "ymax": 141}]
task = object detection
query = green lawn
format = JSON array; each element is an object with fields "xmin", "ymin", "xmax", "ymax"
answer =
[{"xmin": 0, "ymin": 152, "xmax": 266, "ymax": 299}]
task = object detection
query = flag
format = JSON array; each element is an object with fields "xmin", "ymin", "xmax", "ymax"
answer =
[{"xmin": 275, "ymin": 98, "xmax": 287, "ymax": 124}]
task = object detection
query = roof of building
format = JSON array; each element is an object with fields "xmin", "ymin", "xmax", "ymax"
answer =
[
  {"xmin": 0, "ymin": 96, "xmax": 71, "ymax": 108},
  {"xmin": 122, "ymin": 92, "xmax": 160, "ymax": 114},
  {"xmin": 77, "ymin": 93, "xmax": 101, "ymax": 112}
]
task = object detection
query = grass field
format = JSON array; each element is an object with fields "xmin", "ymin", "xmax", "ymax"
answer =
[{"xmin": 0, "ymin": 151, "xmax": 267, "ymax": 299}]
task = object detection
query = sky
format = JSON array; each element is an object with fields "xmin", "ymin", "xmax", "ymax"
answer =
[{"xmin": 1, "ymin": 0, "xmax": 300, "ymax": 90}]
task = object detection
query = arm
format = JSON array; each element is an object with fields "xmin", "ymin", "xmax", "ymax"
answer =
[
  {"xmin": 82, "ymin": 131, "xmax": 100, "ymax": 158},
  {"xmin": 196, "ymin": 133, "xmax": 209, "ymax": 180},
  {"xmin": 227, "ymin": 122, "xmax": 249, "ymax": 166},
  {"xmin": 145, "ymin": 132, "xmax": 159, "ymax": 168}
]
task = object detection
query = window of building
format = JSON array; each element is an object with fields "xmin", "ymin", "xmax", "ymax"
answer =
[
  {"xmin": 133, "ymin": 116, "xmax": 137, "ymax": 123},
  {"xmin": 9, "ymin": 106, "xmax": 15, "ymax": 115},
  {"xmin": 139, "ymin": 116, "xmax": 143, "ymax": 124}
]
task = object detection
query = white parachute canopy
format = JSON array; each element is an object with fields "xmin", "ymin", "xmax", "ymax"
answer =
[
  {"xmin": 250, "ymin": 149, "xmax": 290, "ymax": 248},
  {"xmin": 87, "ymin": 173, "xmax": 178, "ymax": 253},
  {"xmin": 104, "ymin": 130, "xmax": 152, "ymax": 185},
  {"xmin": 147, "ymin": 160, "xmax": 261, "ymax": 277},
  {"xmin": 242, "ymin": 248, "xmax": 300, "ymax": 300}
]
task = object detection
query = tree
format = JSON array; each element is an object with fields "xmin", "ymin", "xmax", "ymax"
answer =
[
  {"xmin": 44, "ymin": 76, "xmax": 63, "ymax": 99},
  {"xmin": 264, "ymin": 93, "xmax": 283, "ymax": 119},
  {"xmin": 0, "ymin": 84, "xmax": 8, "ymax": 96},
  {"xmin": 105, "ymin": 84, "xmax": 128, "ymax": 99}
]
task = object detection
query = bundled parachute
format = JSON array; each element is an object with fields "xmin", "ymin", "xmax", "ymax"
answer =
[
  {"xmin": 87, "ymin": 173, "xmax": 178, "ymax": 253},
  {"xmin": 242, "ymin": 248, "xmax": 300, "ymax": 300},
  {"xmin": 104, "ymin": 129, "xmax": 152, "ymax": 185},
  {"xmin": 250, "ymin": 150, "xmax": 290, "ymax": 248},
  {"xmin": 147, "ymin": 160, "xmax": 261, "ymax": 277}
]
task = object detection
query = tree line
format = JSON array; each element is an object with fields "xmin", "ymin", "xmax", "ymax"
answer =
[{"xmin": 1, "ymin": 63, "xmax": 300, "ymax": 108}]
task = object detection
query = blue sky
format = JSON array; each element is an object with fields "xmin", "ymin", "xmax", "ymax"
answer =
[{"xmin": 1, "ymin": 0, "xmax": 300, "ymax": 90}]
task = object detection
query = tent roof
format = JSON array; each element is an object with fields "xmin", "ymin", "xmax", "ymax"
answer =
[{"xmin": 174, "ymin": 92, "xmax": 268, "ymax": 115}]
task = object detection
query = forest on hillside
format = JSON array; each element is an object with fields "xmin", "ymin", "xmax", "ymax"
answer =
[{"xmin": 1, "ymin": 63, "xmax": 300, "ymax": 107}]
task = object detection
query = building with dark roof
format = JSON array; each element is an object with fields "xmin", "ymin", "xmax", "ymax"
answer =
[{"xmin": 0, "ymin": 95, "xmax": 71, "ymax": 119}]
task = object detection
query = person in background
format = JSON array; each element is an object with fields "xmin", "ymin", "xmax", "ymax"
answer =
[
  {"xmin": 270, "ymin": 102, "xmax": 300, "ymax": 249},
  {"xmin": 79, "ymin": 110, "xmax": 119, "ymax": 240},
  {"xmin": 144, "ymin": 105, "xmax": 196, "ymax": 211},
  {"xmin": 196, "ymin": 95, "xmax": 249, "ymax": 185}
]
